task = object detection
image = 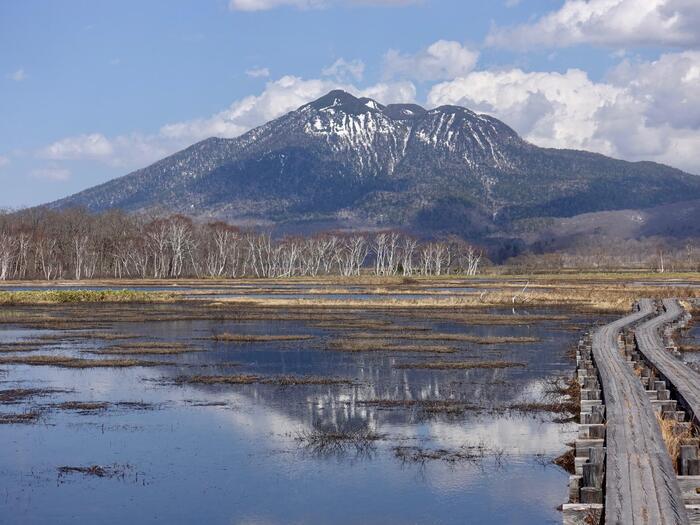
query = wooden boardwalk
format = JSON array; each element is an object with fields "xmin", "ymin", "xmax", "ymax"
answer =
[
  {"xmin": 635, "ymin": 299, "xmax": 700, "ymax": 426},
  {"xmin": 592, "ymin": 299, "xmax": 689, "ymax": 525}
]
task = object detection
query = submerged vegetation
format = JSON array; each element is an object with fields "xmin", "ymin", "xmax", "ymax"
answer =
[
  {"xmin": 356, "ymin": 399, "xmax": 479, "ymax": 417},
  {"xmin": 173, "ymin": 374, "xmax": 352, "ymax": 386},
  {"xmin": 343, "ymin": 332, "xmax": 540, "ymax": 344},
  {"xmin": 394, "ymin": 360, "xmax": 526, "ymax": 370},
  {"xmin": 296, "ymin": 427, "xmax": 384, "ymax": 456},
  {"xmin": 57, "ymin": 464, "xmax": 133, "ymax": 480},
  {"xmin": 393, "ymin": 443, "xmax": 501, "ymax": 465}
]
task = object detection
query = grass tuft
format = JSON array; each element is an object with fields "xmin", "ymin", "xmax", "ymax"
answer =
[
  {"xmin": 210, "ymin": 333, "xmax": 314, "ymax": 343},
  {"xmin": 296, "ymin": 427, "xmax": 384, "ymax": 455},
  {"xmin": 173, "ymin": 374, "xmax": 351, "ymax": 386},
  {"xmin": 0, "ymin": 411, "xmax": 41, "ymax": 424},
  {"xmin": 0, "ymin": 355, "xmax": 167, "ymax": 368},
  {"xmin": 394, "ymin": 360, "xmax": 526, "ymax": 370},
  {"xmin": 0, "ymin": 290, "xmax": 172, "ymax": 305},
  {"xmin": 328, "ymin": 339, "xmax": 456, "ymax": 353}
]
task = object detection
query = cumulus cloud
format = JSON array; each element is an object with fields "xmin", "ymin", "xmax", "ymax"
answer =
[
  {"xmin": 163, "ymin": 75, "xmax": 414, "ymax": 142},
  {"xmin": 358, "ymin": 81, "xmax": 416, "ymax": 104},
  {"xmin": 245, "ymin": 67, "xmax": 270, "ymax": 78},
  {"xmin": 429, "ymin": 68, "xmax": 620, "ymax": 152},
  {"xmin": 486, "ymin": 0, "xmax": 700, "ymax": 50},
  {"xmin": 322, "ymin": 58, "xmax": 365, "ymax": 82},
  {"xmin": 427, "ymin": 50, "xmax": 700, "ymax": 173},
  {"xmin": 31, "ymin": 166, "xmax": 71, "ymax": 182},
  {"xmin": 609, "ymin": 51, "xmax": 700, "ymax": 130},
  {"xmin": 41, "ymin": 133, "xmax": 114, "ymax": 161},
  {"xmin": 39, "ymin": 75, "xmax": 416, "ymax": 171},
  {"xmin": 7, "ymin": 68, "xmax": 26, "ymax": 81},
  {"xmin": 383, "ymin": 40, "xmax": 479, "ymax": 81}
]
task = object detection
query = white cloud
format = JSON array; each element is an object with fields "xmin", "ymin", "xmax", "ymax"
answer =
[
  {"xmin": 31, "ymin": 166, "xmax": 71, "ymax": 182},
  {"xmin": 427, "ymin": 50, "xmax": 700, "ymax": 174},
  {"xmin": 383, "ymin": 40, "xmax": 479, "ymax": 81},
  {"xmin": 41, "ymin": 133, "xmax": 114, "ymax": 161},
  {"xmin": 229, "ymin": 0, "xmax": 324, "ymax": 10},
  {"xmin": 245, "ymin": 67, "xmax": 270, "ymax": 78},
  {"xmin": 161, "ymin": 75, "xmax": 415, "ymax": 143},
  {"xmin": 0, "ymin": 156, "xmax": 9, "ymax": 168},
  {"xmin": 429, "ymin": 68, "xmax": 620, "ymax": 153},
  {"xmin": 357, "ymin": 81, "xmax": 416, "ymax": 104},
  {"xmin": 486, "ymin": 0, "xmax": 700, "ymax": 50},
  {"xmin": 609, "ymin": 51, "xmax": 700, "ymax": 130},
  {"xmin": 322, "ymin": 58, "xmax": 365, "ymax": 82},
  {"xmin": 7, "ymin": 68, "xmax": 26, "ymax": 82}
]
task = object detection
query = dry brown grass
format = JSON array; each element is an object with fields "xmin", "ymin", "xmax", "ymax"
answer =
[
  {"xmin": 86, "ymin": 344, "xmax": 199, "ymax": 355},
  {"xmin": 210, "ymin": 333, "xmax": 314, "ymax": 343},
  {"xmin": 314, "ymin": 321, "xmax": 429, "ymax": 331},
  {"xmin": 54, "ymin": 401, "xmax": 110, "ymax": 411},
  {"xmin": 657, "ymin": 413, "xmax": 694, "ymax": 472},
  {"xmin": 0, "ymin": 355, "xmax": 166, "ymax": 368},
  {"xmin": 175, "ymin": 374, "xmax": 260, "ymax": 385},
  {"xmin": 1, "ymin": 388, "xmax": 70, "ymax": 404},
  {"xmin": 393, "ymin": 444, "xmax": 490, "ymax": 464},
  {"xmin": 0, "ymin": 342, "xmax": 44, "ymax": 349},
  {"xmin": 268, "ymin": 375, "xmax": 352, "ymax": 386},
  {"xmin": 394, "ymin": 360, "xmax": 526, "ymax": 370},
  {"xmin": 508, "ymin": 402, "xmax": 574, "ymax": 414},
  {"xmin": 554, "ymin": 448, "xmax": 576, "ymax": 474},
  {"xmin": 356, "ymin": 399, "xmax": 479, "ymax": 415},
  {"xmin": 213, "ymin": 281, "xmax": 700, "ymax": 312},
  {"xmin": 328, "ymin": 339, "xmax": 456, "ymax": 353},
  {"xmin": 0, "ymin": 411, "xmax": 41, "ymax": 424},
  {"xmin": 0, "ymin": 345, "xmax": 42, "ymax": 353},
  {"xmin": 110, "ymin": 342, "xmax": 186, "ymax": 349},
  {"xmin": 0, "ymin": 290, "xmax": 172, "ymax": 305},
  {"xmin": 174, "ymin": 374, "xmax": 351, "ymax": 386},
  {"xmin": 345, "ymin": 332, "xmax": 539, "ymax": 344},
  {"xmin": 56, "ymin": 332, "xmax": 139, "ymax": 341}
]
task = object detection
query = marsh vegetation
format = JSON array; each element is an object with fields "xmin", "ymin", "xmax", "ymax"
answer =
[{"xmin": 0, "ymin": 277, "xmax": 694, "ymax": 523}]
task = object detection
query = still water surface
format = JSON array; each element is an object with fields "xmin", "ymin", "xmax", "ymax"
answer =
[{"xmin": 0, "ymin": 295, "xmax": 597, "ymax": 524}]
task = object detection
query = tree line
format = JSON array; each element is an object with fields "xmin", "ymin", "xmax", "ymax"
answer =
[{"xmin": 0, "ymin": 209, "xmax": 484, "ymax": 281}]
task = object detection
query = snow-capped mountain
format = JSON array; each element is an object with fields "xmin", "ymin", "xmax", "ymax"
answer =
[{"xmin": 48, "ymin": 89, "xmax": 700, "ymax": 241}]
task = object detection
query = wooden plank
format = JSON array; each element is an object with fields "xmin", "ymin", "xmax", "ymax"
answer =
[
  {"xmin": 592, "ymin": 299, "xmax": 689, "ymax": 524},
  {"xmin": 635, "ymin": 299, "xmax": 700, "ymax": 426}
]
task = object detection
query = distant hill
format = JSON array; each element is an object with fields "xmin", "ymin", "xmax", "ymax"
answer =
[{"xmin": 47, "ymin": 89, "xmax": 700, "ymax": 250}]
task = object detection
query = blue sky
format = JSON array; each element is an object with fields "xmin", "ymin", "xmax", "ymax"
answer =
[{"xmin": 1, "ymin": 0, "xmax": 699, "ymax": 207}]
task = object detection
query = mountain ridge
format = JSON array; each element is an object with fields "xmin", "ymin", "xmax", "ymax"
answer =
[{"xmin": 47, "ymin": 89, "xmax": 700, "ymax": 247}]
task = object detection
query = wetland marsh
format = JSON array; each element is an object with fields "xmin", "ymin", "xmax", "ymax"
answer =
[{"xmin": 1, "ymin": 277, "xmax": 696, "ymax": 524}]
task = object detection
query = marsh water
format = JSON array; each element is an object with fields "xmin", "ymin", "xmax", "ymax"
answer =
[{"xmin": 0, "ymin": 287, "xmax": 602, "ymax": 524}]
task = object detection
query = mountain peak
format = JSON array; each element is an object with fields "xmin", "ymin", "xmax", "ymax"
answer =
[
  {"xmin": 47, "ymin": 88, "xmax": 700, "ymax": 249},
  {"xmin": 305, "ymin": 90, "xmax": 374, "ymax": 114}
]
